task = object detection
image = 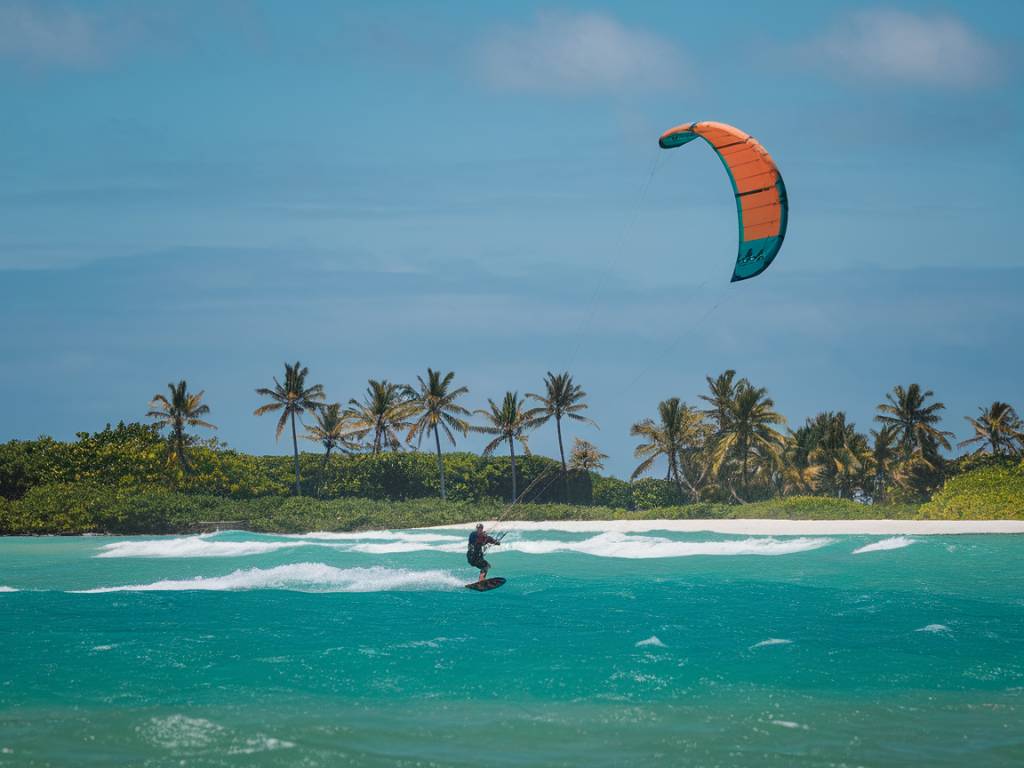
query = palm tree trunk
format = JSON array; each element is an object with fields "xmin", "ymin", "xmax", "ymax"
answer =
[
  {"xmin": 318, "ymin": 445, "xmax": 331, "ymax": 499},
  {"xmin": 175, "ymin": 425, "xmax": 188, "ymax": 474},
  {"xmin": 741, "ymin": 441, "xmax": 749, "ymax": 498},
  {"xmin": 556, "ymin": 416, "xmax": 568, "ymax": 502},
  {"xmin": 290, "ymin": 411, "xmax": 301, "ymax": 496},
  {"xmin": 434, "ymin": 426, "xmax": 446, "ymax": 500},
  {"xmin": 508, "ymin": 437, "xmax": 519, "ymax": 503}
]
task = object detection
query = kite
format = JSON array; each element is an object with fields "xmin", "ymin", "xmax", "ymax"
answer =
[{"xmin": 659, "ymin": 121, "xmax": 788, "ymax": 282}]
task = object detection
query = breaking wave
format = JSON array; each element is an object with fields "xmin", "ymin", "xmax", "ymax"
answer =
[
  {"xmin": 0, "ymin": 586, "xmax": 18, "ymax": 592},
  {"xmin": 915, "ymin": 624, "xmax": 952, "ymax": 634},
  {"xmin": 503, "ymin": 533, "xmax": 833, "ymax": 559},
  {"xmin": 750, "ymin": 638, "xmax": 793, "ymax": 649},
  {"xmin": 73, "ymin": 563, "xmax": 465, "ymax": 593},
  {"xmin": 284, "ymin": 531, "xmax": 463, "ymax": 543},
  {"xmin": 349, "ymin": 541, "xmax": 464, "ymax": 555},
  {"xmin": 97, "ymin": 537, "xmax": 311, "ymax": 559},
  {"xmin": 94, "ymin": 531, "xmax": 832, "ymax": 561},
  {"xmin": 852, "ymin": 537, "xmax": 916, "ymax": 555},
  {"xmin": 97, "ymin": 531, "xmax": 465, "ymax": 559},
  {"xmin": 636, "ymin": 636, "xmax": 667, "ymax": 648}
]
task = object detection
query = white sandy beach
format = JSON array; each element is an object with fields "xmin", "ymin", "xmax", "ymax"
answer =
[{"xmin": 432, "ymin": 519, "xmax": 1024, "ymax": 535}]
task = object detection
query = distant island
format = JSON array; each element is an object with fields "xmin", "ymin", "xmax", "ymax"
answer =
[{"xmin": 1, "ymin": 364, "xmax": 1022, "ymax": 535}]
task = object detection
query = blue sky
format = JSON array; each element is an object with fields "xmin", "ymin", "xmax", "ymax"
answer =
[{"xmin": 1, "ymin": 1, "xmax": 1021, "ymax": 477}]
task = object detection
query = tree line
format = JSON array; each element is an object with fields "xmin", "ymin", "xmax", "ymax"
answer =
[
  {"xmin": 149, "ymin": 362, "xmax": 1023, "ymax": 506},
  {"xmin": 151, "ymin": 364, "xmax": 597, "ymax": 502}
]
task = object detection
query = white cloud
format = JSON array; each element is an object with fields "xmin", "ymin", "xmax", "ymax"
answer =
[
  {"xmin": 811, "ymin": 8, "xmax": 999, "ymax": 87},
  {"xmin": 476, "ymin": 12, "xmax": 686, "ymax": 93},
  {"xmin": 0, "ymin": 2, "xmax": 120, "ymax": 68}
]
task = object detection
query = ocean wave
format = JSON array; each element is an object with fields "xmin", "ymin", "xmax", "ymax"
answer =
[
  {"xmin": 0, "ymin": 586, "xmax": 18, "ymax": 592},
  {"xmin": 852, "ymin": 536, "xmax": 916, "ymax": 555},
  {"xmin": 750, "ymin": 638, "xmax": 793, "ymax": 650},
  {"xmin": 97, "ymin": 530, "xmax": 466, "ymax": 558},
  {"xmin": 915, "ymin": 624, "xmax": 952, "ymax": 634},
  {"xmin": 284, "ymin": 530, "xmax": 463, "ymax": 543},
  {"xmin": 139, "ymin": 715, "xmax": 224, "ymax": 750},
  {"xmin": 503, "ymin": 532, "xmax": 833, "ymax": 559},
  {"xmin": 350, "ymin": 541, "xmax": 464, "ymax": 555},
  {"xmin": 635, "ymin": 635, "xmax": 667, "ymax": 648},
  {"xmin": 73, "ymin": 563, "xmax": 465, "ymax": 593},
  {"xmin": 96, "ymin": 537, "xmax": 312, "ymax": 559}
]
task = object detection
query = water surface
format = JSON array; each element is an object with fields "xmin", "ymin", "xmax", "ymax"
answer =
[{"xmin": 2, "ymin": 527, "xmax": 1022, "ymax": 766}]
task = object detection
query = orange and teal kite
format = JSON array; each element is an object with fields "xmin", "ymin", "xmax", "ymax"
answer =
[{"xmin": 659, "ymin": 121, "xmax": 788, "ymax": 282}]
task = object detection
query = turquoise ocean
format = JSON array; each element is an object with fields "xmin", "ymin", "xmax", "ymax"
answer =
[{"xmin": 1, "ymin": 526, "xmax": 1022, "ymax": 766}]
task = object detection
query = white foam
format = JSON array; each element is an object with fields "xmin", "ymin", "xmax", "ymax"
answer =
[
  {"xmin": 428, "ymin": 520, "xmax": 1024, "ymax": 535},
  {"xmin": 228, "ymin": 736, "xmax": 295, "ymax": 755},
  {"xmin": 285, "ymin": 530, "xmax": 463, "ymax": 543},
  {"xmin": 139, "ymin": 715, "xmax": 224, "ymax": 749},
  {"xmin": 915, "ymin": 624, "xmax": 952, "ymax": 634},
  {"xmin": 770, "ymin": 720, "xmax": 808, "ymax": 730},
  {"xmin": 97, "ymin": 537, "xmax": 310, "ymax": 559},
  {"xmin": 503, "ymin": 532, "xmax": 833, "ymax": 559},
  {"xmin": 349, "ymin": 541, "xmax": 464, "ymax": 555},
  {"xmin": 635, "ymin": 636, "xmax": 667, "ymax": 648},
  {"xmin": 0, "ymin": 586, "xmax": 18, "ymax": 592},
  {"xmin": 750, "ymin": 638, "xmax": 793, "ymax": 649},
  {"xmin": 98, "ymin": 530, "xmax": 468, "ymax": 559},
  {"xmin": 73, "ymin": 563, "xmax": 465, "ymax": 593},
  {"xmin": 91, "ymin": 644, "xmax": 116, "ymax": 651},
  {"xmin": 852, "ymin": 536, "xmax": 916, "ymax": 555}
]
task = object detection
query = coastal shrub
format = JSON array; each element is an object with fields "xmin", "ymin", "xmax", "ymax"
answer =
[
  {"xmin": 591, "ymin": 474, "xmax": 632, "ymax": 510},
  {"xmin": 919, "ymin": 463, "xmax": 1024, "ymax": 520},
  {"xmin": 5, "ymin": 482, "xmax": 117, "ymax": 534},
  {"xmin": 725, "ymin": 496, "xmax": 919, "ymax": 520},
  {"xmin": 632, "ymin": 478, "xmax": 687, "ymax": 510}
]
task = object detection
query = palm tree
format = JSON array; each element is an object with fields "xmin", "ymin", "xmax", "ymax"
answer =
[
  {"xmin": 146, "ymin": 380, "xmax": 216, "ymax": 473},
  {"xmin": 958, "ymin": 402, "xmax": 1024, "ymax": 456},
  {"xmin": 304, "ymin": 403, "xmax": 357, "ymax": 497},
  {"xmin": 569, "ymin": 438, "xmax": 607, "ymax": 472},
  {"xmin": 875, "ymin": 384, "xmax": 953, "ymax": 461},
  {"xmin": 525, "ymin": 372, "xmax": 596, "ymax": 499},
  {"xmin": 406, "ymin": 368, "xmax": 471, "ymax": 501},
  {"xmin": 474, "ymin": 391, "xmax": 533, "ymax": 502},
  {"xmin": 806, "ymin": 413, "xmax": 871, "ymax": 499},
  {"xmin": 630, "ymin": 398, "xmax": 707, "ymax": 501},
  {"xmin": 253, "ymin": 361, "xmax": 325, "ymax": 496},
  {"xmin": 869, "ymin": 426, "xmax": 900, "ymax": 502},
  {"xmin": 700, "ymin": 369, "xmax": 745, "ymax": 431},
  {"xmin": 710, "ymin": 383, "xmax": 786, "ymax": 501},
  {"xmin": 345, "ymin": 379, "xmax": 414, "ymax": 454}
]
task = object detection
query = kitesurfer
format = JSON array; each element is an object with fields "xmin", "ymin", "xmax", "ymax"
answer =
[{"xmin": 467, "ymin": 523, "xmax": 500, "ymax": 582}]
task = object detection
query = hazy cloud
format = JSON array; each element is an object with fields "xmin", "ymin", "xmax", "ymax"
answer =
[
  {"xmin": 477, "ymin": 12, "xmax": 686, "ymax": 93},
  {"xmin": 0, "ymin": 2, "xmax": 138, "ymax": 68},
  {"xmin": 810, "ymin": 8, "xmax": 999, "ymax": 87}
]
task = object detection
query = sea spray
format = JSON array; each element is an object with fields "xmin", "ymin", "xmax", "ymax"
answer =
[
  {"xmin": 74, "ymin": 563, "xmax": 465, "ymax": 593},
  {"xmin": 504, "ymin": 533, "xmax": 833, "ymax": 559},
  {"xmin": 635, "ymin": 636, "xmax": 667, "ymax": 648},
  {"xmin": 852, "ymin": 537, "xmax": 916, "ymax": 555}
]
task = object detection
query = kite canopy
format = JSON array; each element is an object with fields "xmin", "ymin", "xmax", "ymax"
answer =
[{"xmin": 659, "ymin": 121, "xmax": 787, "ymax": 282}]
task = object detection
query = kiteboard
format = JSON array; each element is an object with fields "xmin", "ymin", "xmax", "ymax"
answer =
[{"xmin": 464, "ymin": 577, "xmax": 506, "ymax": 592}]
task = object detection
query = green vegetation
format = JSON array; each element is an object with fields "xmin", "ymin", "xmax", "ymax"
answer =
[
  {"xmin": 0, "ymin": 486, "xmax": 923, "ymax": 536},
  {"xmin": 920, "ymin": 457, "xmax": 1024, "ymax": 520},
  {"xmin": 0, "ymin": 366, "xmax": 1021, "ymax": 534}
]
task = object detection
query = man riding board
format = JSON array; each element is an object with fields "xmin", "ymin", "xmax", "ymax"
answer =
[{"xmin": 467, "ymin": 523, "xmax": 500, "ymax": 582}]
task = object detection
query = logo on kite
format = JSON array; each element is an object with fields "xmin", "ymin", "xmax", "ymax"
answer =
[{"xmin": 659, "ymin": 121, "xmax": 788, "ymax": 282}]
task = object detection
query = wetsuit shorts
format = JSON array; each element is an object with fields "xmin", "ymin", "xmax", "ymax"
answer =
[{"xmin": 467, "ymin": 550, "xmax": 490, "ymax": 571}]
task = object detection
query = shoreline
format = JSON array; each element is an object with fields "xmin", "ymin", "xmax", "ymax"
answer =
[{"xmin": 430, "ymin": 519, "xmax": 1024, "ymax": 535}]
